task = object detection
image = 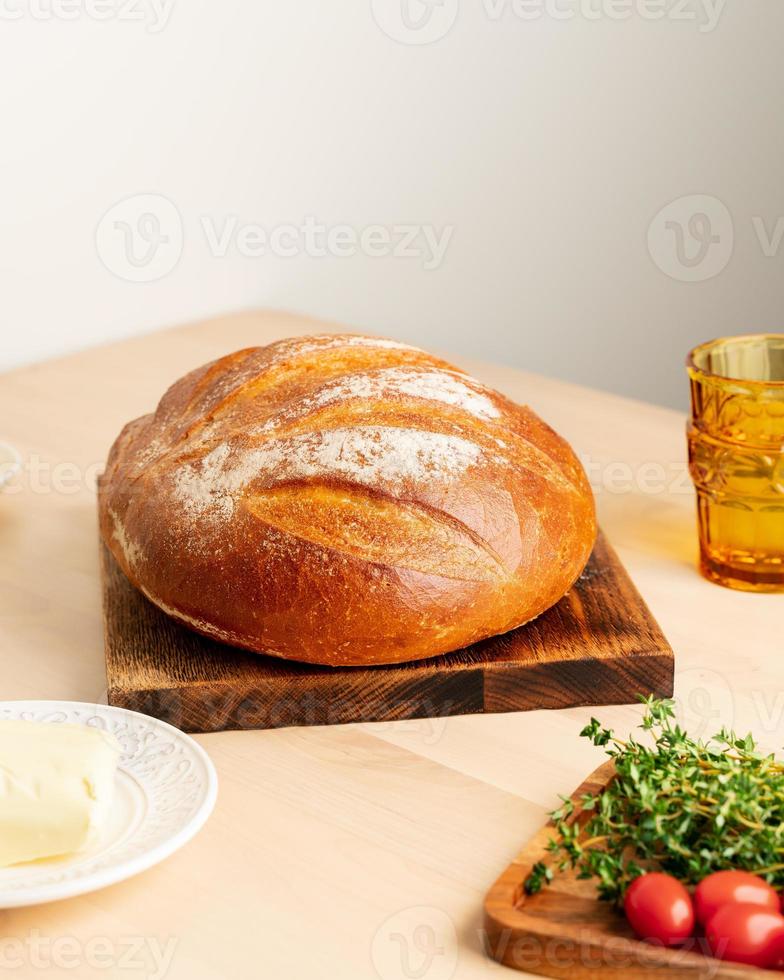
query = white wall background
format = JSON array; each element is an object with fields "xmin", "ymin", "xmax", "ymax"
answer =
[{"xmin": 1, "ymin": 0, "xmax": 782, "ymax": 408}]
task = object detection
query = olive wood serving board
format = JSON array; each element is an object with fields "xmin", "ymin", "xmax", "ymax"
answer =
[
  {"xmin": 483, "ymin": 762, "xmax": 767, "ymax": 979},
  {"xmin": 101, "ymin": 530, "xmax": 673, "ymax": 733}
]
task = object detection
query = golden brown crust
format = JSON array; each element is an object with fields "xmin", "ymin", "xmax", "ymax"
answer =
[{"xmin": 98, "ymin": 334, "xmax": 596, "ymax": 666}]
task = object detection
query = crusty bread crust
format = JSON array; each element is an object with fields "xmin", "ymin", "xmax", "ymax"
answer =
[{"xmin": 98, "ymin": 334, "xmax": 596, "ymax": 666}]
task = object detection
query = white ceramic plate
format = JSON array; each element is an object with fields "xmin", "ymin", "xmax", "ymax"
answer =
[
  {"xmin": 0, "ymin": 701, "xmax": 218, "ymax": 907},
  {"xmin": 0, "ymin": 442, "xmax": 21, "ymax": 490}
]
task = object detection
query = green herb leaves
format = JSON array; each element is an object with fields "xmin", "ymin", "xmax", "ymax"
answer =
[{"xmin": 524, "ymin": 696, "xmax": 784, "ymax": 903}]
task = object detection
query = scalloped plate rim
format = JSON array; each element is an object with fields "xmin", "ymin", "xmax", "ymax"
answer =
[{"xmin": 0, "ymin": 700, "xmax": 218, "ymax": 908}]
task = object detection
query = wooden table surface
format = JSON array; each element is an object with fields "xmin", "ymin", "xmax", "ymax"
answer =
[{"xmin": 0, "ymin": 310, "xmax": 779, "ymax": 980}]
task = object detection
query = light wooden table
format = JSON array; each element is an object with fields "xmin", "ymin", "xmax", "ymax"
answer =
[{"xmin": 0, "ymin": 311, "xmax": 779, "ymax": 980}]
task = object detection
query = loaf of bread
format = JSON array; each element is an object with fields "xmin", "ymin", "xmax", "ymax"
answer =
[{"xmin": 99, "ymin": 334, "xmax": 596, "ymax": 666}]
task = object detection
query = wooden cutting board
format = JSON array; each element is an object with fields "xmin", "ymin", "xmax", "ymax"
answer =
[
  {"xmin": 484, "ymin": 763, "xmax": 766, "ymax": 979},
  {"xmin": 101, "ymin": 530, "xmax": 673, "ymax": 733}
]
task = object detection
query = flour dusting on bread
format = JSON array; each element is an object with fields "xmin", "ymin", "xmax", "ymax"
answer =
[
  {"xmin": 173, "ymin": 443, "xmax": 235, "ymax": 520},
  {"xmin": 258, "ymin": 367, "xmax": 500, "ymax": 432},
  {"xmin": 99, "ymin": 331, "xmax": 596, "ymax": 667},
  {"xmin": 268, "ymin": 335, "xmax": 418, "ymax": 362},
  {"xmin": 173, "ymin": 427, "xmax": 483, "ymax": 523},
  {"xmin": 109, "ymin": 509, "xmax": 143, "ymax": 568}
]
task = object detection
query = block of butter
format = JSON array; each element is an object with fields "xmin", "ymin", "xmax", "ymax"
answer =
[{"xmin": 0, "ymin": 720, "xmax": 121, "ymax": 867}]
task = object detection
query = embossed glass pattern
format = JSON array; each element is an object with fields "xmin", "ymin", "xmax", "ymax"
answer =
[{"xmin": 687, "ymin": 335, "xmax": 784, "ymax": 592}]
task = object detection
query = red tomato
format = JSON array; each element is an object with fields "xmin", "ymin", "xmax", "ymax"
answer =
[
  {"xmin": 623, "ymin": 873, "xmax": 695, "ymax": 946},
  {"xmin": 695, "ymin": 870, "xmax": 780, "ymax": 926},
  {"xmin": 706, "ymin": 903, "xmax": 784, "ymax": 968}
]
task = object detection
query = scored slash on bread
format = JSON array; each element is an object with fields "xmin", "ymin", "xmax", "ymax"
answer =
[{"xmin": 99, "ymin": 334, "xmax": 596, "ymax": 667}]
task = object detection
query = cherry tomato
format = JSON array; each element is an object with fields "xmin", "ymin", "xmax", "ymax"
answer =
[
  {"xmin": 694, "ymin": 870, "xmax": 780, "ymax": 926},
  {"xmin": 706, "ymin": 903, "xmax": 784, "ymax": 968},
  {"xmin": 623, "ymin": 873, "xmax": 695, "ymax": 946}
]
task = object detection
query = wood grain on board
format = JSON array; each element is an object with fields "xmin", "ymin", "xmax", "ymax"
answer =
[
  {"xmin": 102, "ymin": 530, "xmax": 674, "ymax": 733},
  {"xmin": 8, "ymin": 309, "xmax": 778, "ymax": 980},
  {"xmin": 484, "ymin": 762, "xmax": 765, "ymax": 979}
]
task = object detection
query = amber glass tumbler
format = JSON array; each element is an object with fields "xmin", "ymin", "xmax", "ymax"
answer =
[{"xmin": 687, "ymin": 335, "xmax": 784, "ymax": 591}]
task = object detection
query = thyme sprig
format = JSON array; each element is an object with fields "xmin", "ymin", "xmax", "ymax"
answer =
[{"xmin": 525, "ymin": 696, "xmax": 784, "ymax": 903}]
